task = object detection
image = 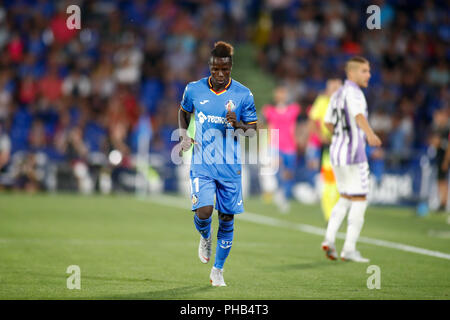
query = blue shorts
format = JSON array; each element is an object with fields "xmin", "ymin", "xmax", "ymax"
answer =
[
  {"xmin": 279, "ymin": 151, "xmax": 297, "ymax": 172},
  {"xmin": 190, "ymin": 173, "xmax": 244, "ymax": 214}
]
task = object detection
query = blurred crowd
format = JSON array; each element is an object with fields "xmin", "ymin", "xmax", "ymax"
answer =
[
  {"xmin": 0, "ymin": 0, "xmax": 448, "ymax": 195},
  {"xmin": 0, "ymin": 0, "xmax": 249, "ymax": 192}
]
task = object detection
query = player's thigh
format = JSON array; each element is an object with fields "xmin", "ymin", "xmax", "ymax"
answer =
[
  {"xmin": 346, "ymin": 162, "xmax": 369, "ymax": 196},
  {"xmin": 190, "ymin": 175, "xmax": 216, "ymax": 212},
  {"xmin": 215, "ymin": 179, "xmax": 244, "ymax": 214},
  {"xmin": 331, "ymin": 165, "xmax": 348, "ymax": 195}
]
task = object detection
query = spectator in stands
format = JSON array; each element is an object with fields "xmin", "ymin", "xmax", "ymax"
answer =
[
  {"xmin": 430, "ymin": 107, "xmax": 450, "ymax": 211},
  {"xmin": 0, "ymin": 121, "xmax": 10, "ymax": 170}
]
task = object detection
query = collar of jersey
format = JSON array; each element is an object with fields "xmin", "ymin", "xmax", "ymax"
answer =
[
  {"xmin": 208, "ymin": 76, "xmax": 232, "ymax": 95},
  {"xmin": 345, "ymin": 79, "xmax": 359, "ymax": 88}
]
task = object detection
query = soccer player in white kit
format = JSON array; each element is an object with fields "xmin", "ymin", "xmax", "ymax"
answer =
[{"xmin": 321, "ymin": 56, "xmax": 382, "ymax": 262}]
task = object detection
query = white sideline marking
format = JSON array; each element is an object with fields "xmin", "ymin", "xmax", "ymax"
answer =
[
  {"xmin": 143, "ymin": 195, "xmax": 450, "ymax": 261},
  {"xmin": 428, "ymin": 230, "xmax": 450, "ymax": 239}
]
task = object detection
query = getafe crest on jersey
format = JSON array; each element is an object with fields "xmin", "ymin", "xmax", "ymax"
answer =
[
  {"xmin": 225, "ymin": 100, "xmax": 236, "ymax": 112},
  {"xmin": 191, "ymin": 194, "xmax": 198, "ymax": 205}
]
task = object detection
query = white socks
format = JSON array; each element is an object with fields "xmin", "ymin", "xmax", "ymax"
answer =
[
  {"xmin": 343, "ymin": 200, "xmax": 368, "ymax": 253},
  {"xmin": 325, "ymin": 197, "xmax": 352, "ymax": 244},
  {"xmin": 325, "ymin": 198, "xmax": 368, "ymax": 253}
]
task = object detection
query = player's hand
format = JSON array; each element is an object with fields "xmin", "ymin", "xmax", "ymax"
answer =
[
  {"xmin": 367, "ymin": 133, "xmax": 382, "ymax": 147},
  {"xmin": 226, "ymin": 111, "xmax": 237, "ymax": 128},
  {"xmin": 180, "ymin": 136, "xmax": 196, "ymax": 154}
]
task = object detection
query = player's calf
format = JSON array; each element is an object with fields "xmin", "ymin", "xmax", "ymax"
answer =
[
  {"xmin": 214, "ymin": 213, "xmax": 234, "ymax": 270},
  {"xmin": 194, "ymin": 210, "xmax": 213, "ymax": 264}
]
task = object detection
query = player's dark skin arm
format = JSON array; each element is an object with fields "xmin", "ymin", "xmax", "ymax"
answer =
[
  {"xmin": 178, "ymin": 107, "xmax": 217, "ymax": 219},
  {"xmin": 178, "ymin": 107, "xmax": 195, "ymax": 152}
]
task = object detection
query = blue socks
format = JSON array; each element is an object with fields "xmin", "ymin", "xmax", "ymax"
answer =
[
  {"xmin": 194, "ymin": 214, "xmax": 212, "ymax": 239},
  {"xmin": 194, "ymin": 213, "xmax": 235, "ymax": 269},
  {"xmin": 214, "ymin": 218, "xmax": 234, "ymax": 269}
]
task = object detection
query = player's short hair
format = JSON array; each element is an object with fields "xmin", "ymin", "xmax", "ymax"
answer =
[
  {"xmin": 345, "ymin": 56, "xmax": 369, "ymax": 73},
  {"xmin": 210, "ymin": 41, "xmax": 234, "ymax": 64}
]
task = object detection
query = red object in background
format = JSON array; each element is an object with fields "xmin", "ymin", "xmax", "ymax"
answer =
[
  {"xmin": 19, "ymin": 78, "xmax": 38, "ymax": 104},
  {"xmin": 121, "ymin": 92, "xmax": 139, "ymax": 127},
  {"xmin": 8, "ymin": 37, "xmax": 24, "ymax": 63},
  {"xmin": 39, "ymin": 73, "xmax": 62, "ymax": 102},
  {"xmin": 50, "ymin": 14, "xmax": 78, "ymax": 44},
  {"xmin": 342, "ymin": 40, "xmax": 362, "ymax": 55}
]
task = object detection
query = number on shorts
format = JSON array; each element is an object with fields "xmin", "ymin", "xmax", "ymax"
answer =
[{"xmin": 191, "ymin": 177, "xmax": 199, "ymax": 193}]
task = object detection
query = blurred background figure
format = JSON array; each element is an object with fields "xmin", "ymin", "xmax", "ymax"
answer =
[
  {"xmin": 0, "ymin": 120, "xmax": 11, "ymax": 189},
  {"xmin": 261, "ymin": 86, "xmax": 301, "ymax": 213},
  {"xmin": 0, "ymin": 121, "xmax": 10, "ymax": 167},
  {"xmin": 429, "ymin": 107, "xmax": 450, "ymax": 212},
  {"xmin": 307, "ymin": 78, "xmax": 342, "ymax": 222}
]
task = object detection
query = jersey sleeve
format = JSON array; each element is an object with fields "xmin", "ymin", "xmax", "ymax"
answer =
[
  {"xmin": 180, "ymin": 83, "xmax": 194, "ymax": 113},
  {"xmin": 241, "ymin": 91, "xmax": 257, "ymax": 124},
  {"xmin": 346, "ymin": 88, "xmax": 365, "ymax": 118}
]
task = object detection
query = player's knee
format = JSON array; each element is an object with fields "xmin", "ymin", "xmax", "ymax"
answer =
[
  {"xmin": 218, "ymin": 212, "xmax": 234, "ymax": 222},
  {"xmin": 196, "ymin": 206, "xmax": 213, "ymax": 219},
  {"xmin": 282, "ymin": 170, "xmax": 293, "ymax": 180}
]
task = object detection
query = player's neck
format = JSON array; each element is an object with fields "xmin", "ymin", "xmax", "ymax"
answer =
[
  {"xmin": 346, "ymin": 78, "xmax": 360, "ymax": 87},
  {"xmin": 209, "ymin": 77, "xmax": 231, "ymax": 93},
  {"xmin": 212, "ymin": 83, "xmax": 226, "ymax": 92},
  {"xmin": 276, "ymin": 103, "xmax": 288, "ymax": 110}
]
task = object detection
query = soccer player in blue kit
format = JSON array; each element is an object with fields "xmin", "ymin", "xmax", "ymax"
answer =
[{"xmin": 178, "ymin": 41, "xmax": 257, "ymax": 286}]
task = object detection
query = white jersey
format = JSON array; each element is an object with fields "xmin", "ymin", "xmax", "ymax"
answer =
[{"xmin": 324, "ymin": 79, "xmax": 368, "ymax": 166}]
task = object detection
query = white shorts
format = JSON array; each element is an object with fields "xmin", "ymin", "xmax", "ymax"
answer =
[{"xmin": 332, "ymin": 162, "xmax": 369, "ymax": 196}]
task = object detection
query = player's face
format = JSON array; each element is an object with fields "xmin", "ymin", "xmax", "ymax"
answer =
[
  {"xmin": 356, "ymin": 63, "xmax": 371, "ymax": 88},
  {"xmin": 209, "ymin": 57, "xmax": 232, "ymax": 88},
  {"xmin": 274, "ymin": 87, "xmax": 288, "ymax": 105}
]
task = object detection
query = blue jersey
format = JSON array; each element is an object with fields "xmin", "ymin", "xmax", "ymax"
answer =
[{"xmin": 180, "ymin": 77, "xmax": 257, "ymax": 181}]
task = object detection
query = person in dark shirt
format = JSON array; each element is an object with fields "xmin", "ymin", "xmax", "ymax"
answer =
[{"xmin": 430, "ymin": 108, "xmax": 449, "ymax": 211}]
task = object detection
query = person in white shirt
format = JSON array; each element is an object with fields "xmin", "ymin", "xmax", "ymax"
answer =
[{"xmin": 322, "ymin": 56, "xmax": 382, "ymax": 262}]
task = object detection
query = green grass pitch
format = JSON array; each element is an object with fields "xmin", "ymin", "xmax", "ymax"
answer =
[{"xmin": 0, "ymin": 193, "xmax": 449, "ymax": 299}]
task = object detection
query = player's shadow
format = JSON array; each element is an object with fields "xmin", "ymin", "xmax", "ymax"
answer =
[
  {"xmin": 20, "ymin": 271, "xmax": 213, "ymax": 299},
  {"xmin": 20, "ymin": 271, "xmax": 169, "ymax": 284},
  {"xmin": 104, "ymin": 285, "xmax": 214, "ymax": 300},
  {"xmin": 263, "ymin": 260, "xmax": 338, "ymax": 272}
]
